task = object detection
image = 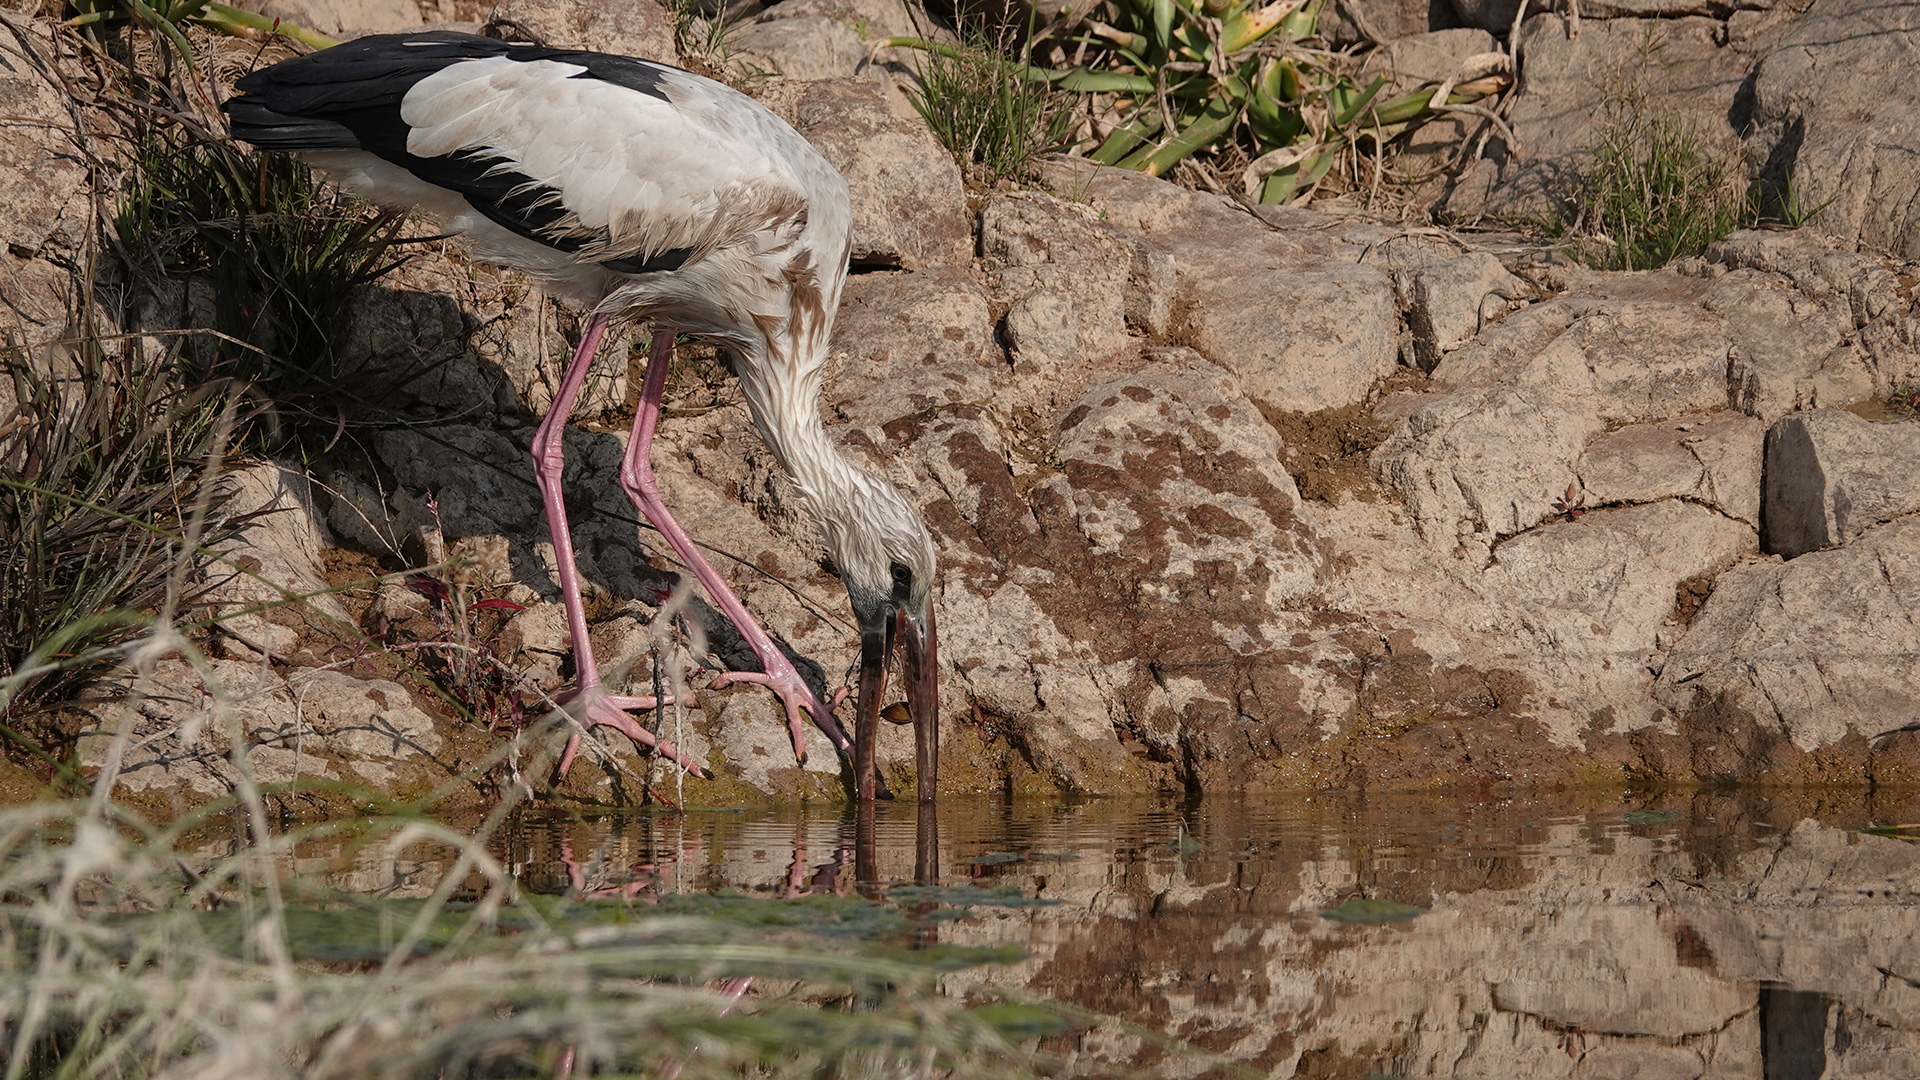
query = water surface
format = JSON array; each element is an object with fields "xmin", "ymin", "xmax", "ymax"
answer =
[{"xmin": 483, "ymin": 791, "xmax": 1920, "ymax": 1079}]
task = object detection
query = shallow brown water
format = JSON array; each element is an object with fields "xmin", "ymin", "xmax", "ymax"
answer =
[{"xmin": 490, "ymin": 789, "xmax": 1920, "ymax": 1080}]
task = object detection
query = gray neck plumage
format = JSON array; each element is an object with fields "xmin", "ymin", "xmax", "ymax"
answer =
[{"xmin": 730, "ymin": 340, "xmax": 886, "ymax": 594}]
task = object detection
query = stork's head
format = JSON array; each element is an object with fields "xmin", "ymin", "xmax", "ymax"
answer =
[{"xmin": 814, "ymin": 471, "xmax": 939, "ymax": 801}]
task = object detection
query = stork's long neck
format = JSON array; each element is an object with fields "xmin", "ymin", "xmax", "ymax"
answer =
[{"xmin": 733, "ymin": 339, "xmax": 872, "ymax": 541}]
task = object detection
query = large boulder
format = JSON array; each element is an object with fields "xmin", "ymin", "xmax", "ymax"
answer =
[
  {"xmin": 1039, "ymin": 159, "xmax": 1400, "ymax": 415},
  {"xmin": 1763, "ymin": 409, "xmax": 1920, "ymax": 558},
  {"xmin": 1654, "ymin": 515, "xmax": 1920, "ymax": 774},
  {"xmin": 1742, "ymin": 0, "xmax": 1920, "ymax": 258},
  {"xmin": 1707, "ymin": 230, "xmax": 1920, "ymax": 412},
  {"xmin": 1478, "ymin": 499, "xmax": 1756, "ymax": 738},
  {"xmin": 1375, "ymin": 284, "xmax": 1737, "ymax": 552},
  {"xmin": 979, "ymin": 193, "xmax": 1136, "ymax": 394},
  {"xmin": 778, "ymin": 80, "xmax": 972, "ymax": 270},
  {"xmin": 727, "ymin": 16, "xmax": 868, "ymax": 81}
]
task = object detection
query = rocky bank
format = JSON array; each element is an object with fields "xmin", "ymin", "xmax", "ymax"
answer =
[{"xmin": 1, "ymin": 0, "xmax": 1917, "ymax": 809}]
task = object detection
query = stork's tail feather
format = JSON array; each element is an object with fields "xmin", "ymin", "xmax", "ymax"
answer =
[{"xmin": 223, "ymin": 96, "xmax": 362, "ymax": 152}]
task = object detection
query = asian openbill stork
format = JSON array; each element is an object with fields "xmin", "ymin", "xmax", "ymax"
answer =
[{"xmin": 224, "ymin": 31, "xmax": 938, "ymax": 802}]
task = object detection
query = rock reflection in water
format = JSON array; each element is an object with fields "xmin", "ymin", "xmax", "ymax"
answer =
[{"xmin": 495, "ymin": 791, "xmax": 1920, "ymax": 1079}]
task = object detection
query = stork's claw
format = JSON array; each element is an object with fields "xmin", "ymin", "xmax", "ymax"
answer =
[
  {"xmin": 553, "ymin": 684, "xmax": 711, "ymax": 779},
  {"xmin": 709, "ymin": 668, "xmax": 837, "ymax": 765}
]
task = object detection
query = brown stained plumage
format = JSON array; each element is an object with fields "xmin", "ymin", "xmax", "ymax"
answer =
[{"xmin": 782, "ymin": 250, "xmax": 826, "ymax": 358}]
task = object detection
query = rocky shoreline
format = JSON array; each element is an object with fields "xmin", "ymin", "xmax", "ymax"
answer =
[{"xmin": 1, "ymin": 0, "xmax": 1915, "ymax": 810}]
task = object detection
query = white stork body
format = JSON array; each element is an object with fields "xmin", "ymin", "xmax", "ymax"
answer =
[{"xmin": 227, "ymin": 32, "xmax": 937, "ymax": 802}]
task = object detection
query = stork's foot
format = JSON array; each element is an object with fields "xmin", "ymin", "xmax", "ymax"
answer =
[
  {"xmin": 552, "ymin": 684, "xmax": 712, "ymax": 780},
  {"xmin": 709, "ymin": 667, "xmax": 836, "ymax": 765}
]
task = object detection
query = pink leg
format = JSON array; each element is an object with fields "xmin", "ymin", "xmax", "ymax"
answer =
[
  {"xmin": 618, "ymin": 328, "xmax": 854, "ymax": 764},
  {"xmin": 531, "ymin": 310, "xmax": 710, "ymax": 779}
]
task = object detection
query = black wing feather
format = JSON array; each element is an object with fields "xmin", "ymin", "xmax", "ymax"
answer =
[{"xmin": 225, "ymin": 31, "xmax": 691, "ymax": 273}]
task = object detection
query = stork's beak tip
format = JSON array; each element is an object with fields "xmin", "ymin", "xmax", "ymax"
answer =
[{"xmin": 901, "ymin": 608, "xmax": 939, "ymax": 803}]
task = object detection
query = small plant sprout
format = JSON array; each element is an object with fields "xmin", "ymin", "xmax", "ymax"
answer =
[{"xmin": 1552, "ymin": 482, "xmax": 1588, "ymax": 520}]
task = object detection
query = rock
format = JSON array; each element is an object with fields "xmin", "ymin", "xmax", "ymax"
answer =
[
  {"xmin": 499, "ymin": 600, "xmax": 571, "ymax": 687},
  {"xmin": 1406, "ymin": 252, "xmax": 1526, "ymax": 369},
  {"xmin": 701, "ymin": 688, "xmax": 842, "ymax": 794},
  {"xmin": 1762, "ymin": 409, "xmax": 1920, "ymax": 558},
  {"xmin": 241, "ymin": 0, "xmax": 424, "ymax": 36},
  {"xmin": 1742, "ymin": 0, "xmax": 1920, "ymax": 258},
  {"xmin": 1577, "ymin": 411, "xmax": 1765, "ymax": 526},
  {"xmin": 1176, "ymin": 236, "xmax": 1399, "ymax": 415},
  {"xmin": 1376, "ymin": 383, "xmax": 1602, "ymax": 548},
  {"xmin": 824, "ymin": 266, "xmax": 1001, "ymax": 428},
  {"xmin": 1448, "ymin": 15, "xmax": 1750, "ymax": 220},
  {"xmin": 1378, "ymin": 291, "xmax": 1736, "ymax": 548},
  {"xmin": 1038, "ymin": 158, "xmax": 1401, "ymax": 413},
  {"xmin": 0, "ymin": 18, "xmax": 91, "ymax": 340},
  {"xmin": 493, "ymin": 294, "xmax": 634, "ymax": 420},
  {"xmin": 1707, "ymin": 230, "xmax": 1920, "ymax": 411},
  {"xmin": 320, "ymin": 471, "xmax": 411, "ymax": 558},
  {"xmin": 1360, "ymin": 27, "xmax": 1500, "ymax": 94},
  {"xmin": 757, "ymin": 0, "xmax": 924, "ymax": 39},
  {"xmin": 1435, "ymin": 294, "xmax": 1735, "ymax": 422},
  {"xmin": 868, "ymin": 344, "xmax": 1352, "ymax": 794},
  {"xmin": 979, "ymin": 193, "xmax": 1135, "ymax": 389},
  {"xmin": 1054, "ymin": 357, "xmax": 1321, "ymax": 606},
  {"xmin": 1450, "ymin": 0, "xmax": 1768, "ymax": 32},
  {"xmin": 1655, "ymin": 514, "xmax": 1920, "ymax": 761},
  {"xmin": 1478, "ymin": 500, "xmax": 1756, "ymax": 738},
  {"xmin": 484, "ymin": 0, "xmax": 679, "ymax": 61},
  {"xmin": 1020, "ymin": 353, "xmax": 1327, "ymax": 783},
  {"xmin": 293, "ymin": 669, "xmax": 451, "ymax": 786},
  {"xmin": 205, "ymin": 463, "xmax": 352, "ymax": 627},
  {"xmin": 374, "ymin": 424, "xmax": 543, "ymax": 539},
  {"xmin": 1319, "ymin": 0, "xmax": 1456, "ymax": 44},
  {"xmin": 1447, "ymin": 0, "xmax": 1542, "ymax": 31},
  {"xmin": 784, "ymin": 80, "xmax": 971, "ymax": 270},
  {"xmin": 78, "ymin": 659, "xmax": 489, "ymax": 813},
  {"xmin": 1706, "ymin": 267, "xmax": 1866, "ymax": 422},
  {"xmin": 728, "ymin": 16, "xmax": 867, "ymax": 80}
]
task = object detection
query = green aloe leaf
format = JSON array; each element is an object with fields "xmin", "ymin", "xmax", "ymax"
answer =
[
  {"xmin": 1053, "ymin": 67, "xmax": 1158, "ymax": 94},
  {"xmin": 1331, "ymin": 74, "xmax": 1389, "ymax": 129},
  {"xmin": 1092, "ymin": 110, "xmax": 1166, "ymax": 164},
  {"xmin": 1280, "ymin": 0, "xmax": 1323, "ymax": 39},
  {"xmin": 1220, "ymin": 0, "xmax": 1300, "ymax": 52},
  {"xmin": 1138, "ymin": 96, "xmax": 1238, "ymax": 175}
]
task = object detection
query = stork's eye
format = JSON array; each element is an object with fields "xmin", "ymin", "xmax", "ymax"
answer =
[{"xmin": 889, "ymin": 562, "xmax": 913, "ymax": 602}]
